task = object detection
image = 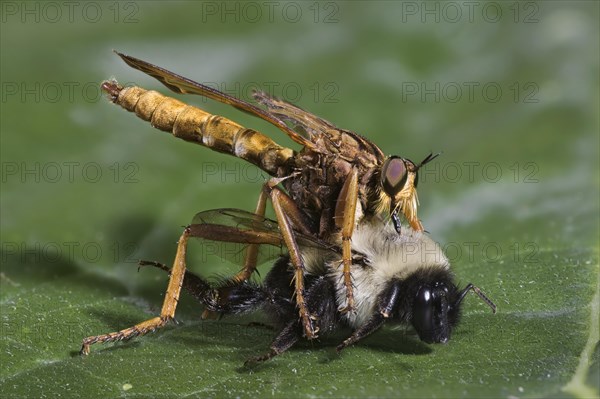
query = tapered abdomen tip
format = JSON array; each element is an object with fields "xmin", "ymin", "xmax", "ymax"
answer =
[{"xmin": 101, "ymin": 79, "xmax": 123, "ymax": 102}]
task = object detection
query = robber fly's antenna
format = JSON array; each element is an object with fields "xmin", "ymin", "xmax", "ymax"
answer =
[
  {"xmin": 416, "ymin": 152, "xmax": 441, "ymax": 171},
  {"xmin": 456, "ymin": 283, "xmax": 497, "ymax": 313}
]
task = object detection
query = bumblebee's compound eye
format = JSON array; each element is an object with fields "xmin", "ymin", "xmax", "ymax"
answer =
[
  {"xmin": 412, "ymin": 285, "xmax": 450, "ymax": 344},
  {"xmin": 381, "ymin": 157, "xmax": 408, "ymax": 197},
  {"xmin": 412, "ymin": 286, "xmax": 434, "ymax": 343}
]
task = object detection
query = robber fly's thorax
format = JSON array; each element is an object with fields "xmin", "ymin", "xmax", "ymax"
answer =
[{"xmin": 283, "ymin": 128, "xmax": 385, "ymax": 239}]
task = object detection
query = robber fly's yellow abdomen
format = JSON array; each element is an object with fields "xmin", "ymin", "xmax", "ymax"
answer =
[{"xmin": 103, "ymin": 80, "xmax": 294, "ymax": 176}]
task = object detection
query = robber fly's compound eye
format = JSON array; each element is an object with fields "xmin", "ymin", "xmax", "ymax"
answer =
[{"xmin": 381, "ymin": 157, "xmax": 409, "ymax": 197}]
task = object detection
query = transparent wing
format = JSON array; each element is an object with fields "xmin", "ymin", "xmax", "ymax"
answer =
[
  {"xmin": 114, "ymin": 51, "xmax": 315, "ymax": 149},
  {"xmin": 189, "ymin": 208, "xmax": 338, "ymax": 266},
  {"xmin": 252, "ymin": 90, "xmax": 337, "ymax": 140},
  {"xmin": 252, "ymin": 91, "xmax": 386, "ymax": 161}
]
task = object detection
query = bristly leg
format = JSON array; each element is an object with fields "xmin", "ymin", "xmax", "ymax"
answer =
[
  {"xmin": 246, "ymin": 267, "xmax": 339, "ymax": 364},
  {"xmin": 140, "ymin": 254, "xmax": 303, "ymax": 363},
  {"xmin": 336, "ymin": 281, "xmax": 402, "ymax": 352},
  {"xmin": 244, "ymin": 320, "xmax": 299, "ymax": 366},
  {"xmin": 138, "ymin": 258, "xmax": 267, "ymax": 316},
  {"xmin": 81, "ymin": 228, "xmax": 190, "ymax": 355},
  {"xmin": 333, "ymin": 167, "xmax": 359, "ymax": 314},
  {"xmin": 138, "ymin": 259, "xmax": 214, "ymax": 306},
  {"xmin": 336, "ymin": 313, "xmax": 385, "ymax": 353},
  {"xmin": 268, "ymin": 185, "xmax": 318, "ymax": 339}
]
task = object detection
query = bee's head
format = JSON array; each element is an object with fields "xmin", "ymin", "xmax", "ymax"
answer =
[
  {"xmin": 411, "ymin": 278, "xmax": 496, "ymax": 344},
  {"xmin": 380, "ymin": 153, "xmax": 439, "ymax": 232},
  {"xmin": 411, "ymin": 280, "xmax": 459, "ymax": 344}
]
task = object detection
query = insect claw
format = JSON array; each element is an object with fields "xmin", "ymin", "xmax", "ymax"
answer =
[
  {"xmin": 80, "ymin": 343, "xmax": 90, "ymax": 356},
  {"xmin": 302, "ymin": 313, "xmax": 319, "ymax": 339}
]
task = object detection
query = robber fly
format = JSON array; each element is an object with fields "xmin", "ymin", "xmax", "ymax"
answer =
[
  {"xmin": 98, "ymin": 51, "xmax": 439, "ymax": 337},
  {"xmin": 80, "ymin": 209, "xmax": 495, "ymax": 362}
]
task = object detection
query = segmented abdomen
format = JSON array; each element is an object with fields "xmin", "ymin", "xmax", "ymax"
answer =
[{"xmin": 103, "ymin": 80, "xmax": 294, "ymax": 176}]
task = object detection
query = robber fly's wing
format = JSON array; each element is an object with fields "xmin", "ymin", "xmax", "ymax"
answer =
[
  {"xmin": 191, "ymin": 208, "xmax": 335, "ymax": 249},
  {"xmin": 254, "ymin": 90, "xmax": 387, "ymax": 162},
  {"xmin": 189, "ymin": 208, "xmax": 338, "ymax": 266},
  {"xmin": 114, "ymin": 51, "xmax": 315, "ymax": 149},
  {"xmin": 252, "ymin": 91, "xmax": 337, "ymax": 140},
  {"xmin": 191, "ymin": 208, "xmax": 282, "ymax": 246}
]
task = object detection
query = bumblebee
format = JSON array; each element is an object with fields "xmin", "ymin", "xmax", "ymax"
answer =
[{"xmin": 136, "ymin": 210, "xmax": 496, "ymax": 363}]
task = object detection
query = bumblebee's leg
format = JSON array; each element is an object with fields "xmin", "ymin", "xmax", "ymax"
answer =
[
  {"xmin": 80, "ymin": 228, "xmax": 190, "ymax": 355},
  {"xmin": 138, "ymin": 260, "xmax": 213, "ymax": 306},
  {"xmin": 336, "ymin": 282, "xmax": 400, "ymax": 352},
  {"xmin": 138, "ymin": 260, "xmax": 268, "ymax": 315},
  {"xmin": 336, "ymin": 314, "xmax": 385, "ymax": 353},
  {"xmin": 245, "ymin": 320, "xmax": 300, "ymax": 365},
  {"xmin": 304, "ymin": 275, "xmax": 339, "ymax": 334},
  {"xmin": 334, "ymin": 167, "xmax": 359, "ymax": 313},
  {"xmin": 268, "ymin": 185, "xmax": 317, "ymax": 339},
  {"xmin": 246, "ymin": 269, "xmax": 338, "ymax": 364}
]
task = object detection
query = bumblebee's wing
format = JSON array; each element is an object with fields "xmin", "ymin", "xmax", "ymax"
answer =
[
  {"xmin": 114, "ymin": 51, "xmax": 315, "ymax": 149},
  {"xmin": 189, "ymin": 208, "xmax": 338, "ymax": 266},
  {"xmin": 252, "ymin": 90, "xmax": 337, "ymax": 140}
]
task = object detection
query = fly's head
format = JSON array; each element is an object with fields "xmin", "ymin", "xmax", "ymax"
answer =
[{"xmin": 379, "ymin": 153, "xmax": 439, "ymax": 232}]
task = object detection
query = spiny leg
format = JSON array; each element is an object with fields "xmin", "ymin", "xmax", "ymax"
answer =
[
  {"xmin": 201, "ymin": 185, "xmax": 269, "ymax": 320},
  {"xmin": 336, "ymin": 282, "xmax": 401, "ymax": 352},
  {"xmin": 139, "ymin": 253, "xmax": 298, "ymax": 363},
  {"xmin": 334, "ymin": 167, "xmax": 359, "ymax": 313},
  {"xmin": 208, "ymin": 176, "xmax": 315, "ymax": 337},
  {"xmin": 244, "ymin": 320, "xmax": 299, "ymax": 365},
  {"xmin": 230, "ymin": 186, "xmax": 269, "ymax": 283},
  {"xmin": 139, "ymin": 258, "xmax": 268, "ymax": 317},
  {"xmin": 138, "ymin": 260, "xmax": 213, "ymax": 307},
  {"xmin": 336, "ymin": 313, "xmax": 385, "ymax": 353},
  {"xmin": 80, "ymin": 227, "xmax": 190, "ymax": 355},
  {"xmin": 246, "ymin": 270, "xmax": 338, "ymax": 364},
  {"xmin": 268, "ymin": 185, "xmax": 317, "ymax": 339},
  {"xmin": 203, "ymin": 176, "xmax": 309, "ymax": 319},
  {"xmin": 202, "ymin": 182, "xmax": 268, "ymax": 320},
  {"xmin": 231, "ymin": 175, "xmax": 312, "ymax": 283}
]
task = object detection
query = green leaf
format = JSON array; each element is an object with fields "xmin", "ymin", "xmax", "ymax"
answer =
[{"xmin": 1, "ymin": 2, "xmax": 598, "ymax": 398}]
